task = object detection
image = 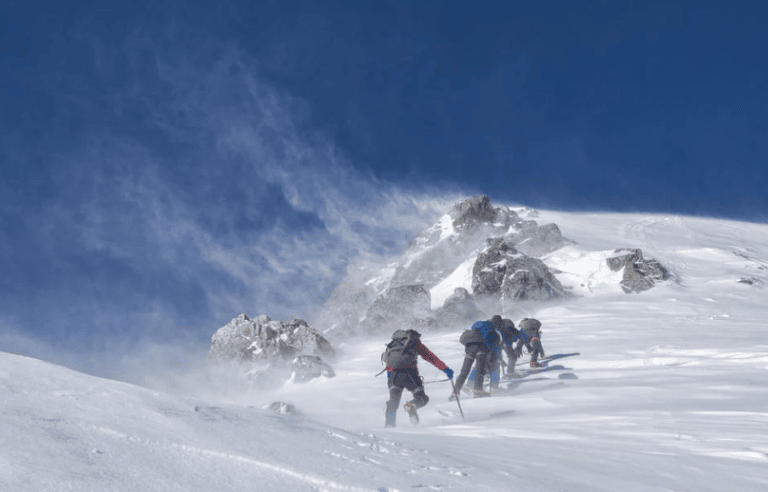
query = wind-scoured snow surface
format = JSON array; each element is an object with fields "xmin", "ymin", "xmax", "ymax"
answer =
[{"xmin": 3, "ymin": 211, "xmax": 768, "ymax": 491}]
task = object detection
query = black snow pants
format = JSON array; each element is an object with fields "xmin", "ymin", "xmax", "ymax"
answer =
[
  {"xmin": 503, "ymin": 343, "xmax": 519, "ymax": 373},
  {"xmin": 385, "ymin": 368, "xmax": 428, "ymax": 427},
  {"xmin": 454, "ymin": 343, "xmax": 488, "ymax": 394}
]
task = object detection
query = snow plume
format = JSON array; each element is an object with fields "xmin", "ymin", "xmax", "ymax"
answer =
[{"xmin": 0, "ymin": 32, "xmax": 459, "ymax": 386}]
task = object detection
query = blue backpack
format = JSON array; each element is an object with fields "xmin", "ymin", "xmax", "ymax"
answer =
[{"xmin": 471, "ymin": 321, "xmax": 496, "ymax": 344}]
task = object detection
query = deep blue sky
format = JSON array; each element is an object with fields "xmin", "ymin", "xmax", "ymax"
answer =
[{"xmin": 1, "ymin": 1, "xmax": 767, "ymax": 380}]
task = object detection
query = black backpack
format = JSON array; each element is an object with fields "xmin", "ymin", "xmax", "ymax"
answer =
[
  {"xmin": 459, "ymin": 329, "xmax": 484, "ymax": 346},
  {"xmin": 382, "ymin": 329, "xmax": 421, "ymax": 369}
]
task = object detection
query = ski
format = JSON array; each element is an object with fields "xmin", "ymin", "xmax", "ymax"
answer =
[
  {"xmin": 516, "ymin": 363, "xmax": 569, "ymax": 378},
  {"xmin": 540, "ymin": 352, "xmax": 580, "ymax": 362},
  {"xmin": 502, "ymin": 353, "xmax": 580, "ymax": 380}
]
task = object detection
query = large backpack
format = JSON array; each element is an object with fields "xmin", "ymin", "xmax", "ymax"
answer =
[
  {"xmin": 499, "ymin": 318, "xmax": 520, "ymax": 342},
  {"xmin": 470, "ymin": 320, "xmax": 501, "ymax": 345},
  {"xmin": 459, "ymin": 329, "xmax": 485, "ymax": 346},
  {"xmin": 382, "ymin": 329, "xmax": 421, "ymax": 369},
  {"xmin": 519, "ymin": 318, "xmax": 542, "ymax": 335}
]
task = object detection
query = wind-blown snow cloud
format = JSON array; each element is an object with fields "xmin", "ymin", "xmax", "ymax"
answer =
[{"xmin": 0, "ymin": 31, "xmax": 460, "ymax": 384}]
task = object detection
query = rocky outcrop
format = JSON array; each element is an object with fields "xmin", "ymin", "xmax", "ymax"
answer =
[
  {"xmin": 606, "ymin": 249, "xmax": 670, "ymax": 293},
  {"xmin": 208, "ymin": 314, "xmax": 259, "ymax": 363},
  {"xmin": 738, "ymin": 277, "xmax": 762, "ymax": 285},
  {"xmin": 389, "ymin": 195, "xmax": 568, "ymax": 290},
  {"xmin": 387, "ymin": 196, "xmax": 511, "ymax": 289},
  {"xmin": 266, "ymin": 402, "xmax": 298, "ymax": 415},
  {"xmin": 361, "ymin": 284, "xmax": 433, "ymax": 334},
  {"xmin": 508, "ymin": 222, "xmax": 569, "ymax": 258},
  {"xmin": 290, "ymin": 355, "xmax": 335, "ymax": 383},
  {"xmin": 208, "ymin": 314, "xmax": 336, "ymax": 390},
  {"xmin": 450, "ymin": 194, "xmax": 512, "ymax": 233},
  {"xmin": 208, "ymin": 314, "xmax": 335, "ymax": 365},
  {"xmin": 317, "ymin": 195, "xmax": 571, "ymax": 338},
  {"xmin": 434, "ymin": 287, "xmax": 481, "ymax": 325},
  {"xmin": 472, "ymin": 237, "xmax": 568, "ymax": 302}
]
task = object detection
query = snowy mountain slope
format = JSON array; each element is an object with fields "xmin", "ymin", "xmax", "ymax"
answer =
[
  {"xmin": 3, "ymin": 210, "xmax": 768, "ymax": 491},
  {"xmin": 1, "ymin": 351, "xmax": 486, "ymax": 492}
]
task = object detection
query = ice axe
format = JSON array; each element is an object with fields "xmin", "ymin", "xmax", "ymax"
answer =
[{"xmin": 449, "ymin": 378, "xmax": 465, "ymax": 421}]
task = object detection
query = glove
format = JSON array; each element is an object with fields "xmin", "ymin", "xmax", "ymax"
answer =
[{"xmin": 443, "ymin": 367, "xmax": 454, "ymax": 379}]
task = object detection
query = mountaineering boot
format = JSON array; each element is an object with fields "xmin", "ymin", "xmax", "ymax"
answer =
[
  {"xmin": 530, "ymin": 360, "xmax": 543, "ymax": 368},
  {"xmin": 473, "ymin": 388, "xmax": 491, "ymax": 398},
  {"xmin": 404, "ymin": 401, "xmax": 419, "ymax": 424}
]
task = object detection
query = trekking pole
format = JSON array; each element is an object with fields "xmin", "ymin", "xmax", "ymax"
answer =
[
  {"xmin": 424, "ymin": 378, "xmax": 450, "ymax": 384},
  {"xmin": 449, "ymin": 378, "xmax": 465, "ymax": 421}
]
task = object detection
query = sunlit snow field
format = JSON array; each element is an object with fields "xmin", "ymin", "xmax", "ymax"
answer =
[{"xmin": 3, "ymin": 210, "xmax": 768, "ymax": 491}]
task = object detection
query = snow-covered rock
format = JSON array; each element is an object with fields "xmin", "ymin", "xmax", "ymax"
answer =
[
  {"xmin": 290, "ymin": 355, "xmax": 335, "ymax": 383},
  {"xmin": 507, "ymin": 222, "xmax": 570, "ymax": 258},
  {"xmin": 316, "ymin": 195, "xmax": 576, "ymax": 335},
  {"xmin": 472, "ymin": 236, "xmax": 569, "ymax": 303},
  {"xmin": 389, "ymin": 195, "xmax": 526, "ymax": 289},
  {"xmin": 360, "ymin": 284, "xmax": 432, "ymax": 334},
  {"xmin": 450, "ymin": 193, "xmax": 512, "ymax": 233},
  {"xmin": 606, "ymin": 248, "xmax": 671, "ymax": 293},
  {"xmin": 738, "ymin": 276, "xmax": 762, "ymax": 285},
  {"xmin": 433, "ymin": 287, "xmax": 482, "ymax": 326},
  {"xmin": 208, "ymin": 314, "xmax": 335, "ymax": 365},
  {"xmin": 266, "ymin": 401, "xmax": 298, "ymax": 415},
  {"xmin": 208, "ymin": 314, "xmax": 336, "ymax": 391}
]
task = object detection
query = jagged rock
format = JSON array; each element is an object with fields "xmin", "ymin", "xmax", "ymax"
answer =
[
  {"xmin": 317, "ymin": 195, "xmax": 570, "ymax": 338},
  {"xmin": 266, "ymin": 402, "xmax": 298, "ymax": 415},
  {"xmin": 435, "ymin": 287, "xmax": 482, "ymax": 325},
  {"xmin": 290, "ymin": 355, "xmax": 336, "ymax": 383},
  {"xmin": 606, "ymin": 249, "xmax": 670, "ymax": 293},
  {"xmin": 361, "ymin": 284, "xmax": 432, "ymax": 333},
  {"xmin": 472, "ymin": 237, "xmax": 568, "ymax": 302},
  {"xmin": 390, "ymin": 196, "xmax": 569, "ymax": 292},
  {"xmin": 738, "ymin": 277, "xmax": 762, "ymax": 286},
  {"xmin": 389, "ymin": 195, "xmax": 525, "ymax": 289},
  {"xmin": 451, "ymin": 194, "xmax": 502, "ymax": 232},
  {"xmin": 207, "ymin": 314, "xmax": 260, "ymax": 363},
  {"xmin": 208, "ymin": 314, "xmax": 335, "ymax": 365},
  {"xmin": 508, "ymin": 222, "xmax": 570, "ymax": 258}
]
